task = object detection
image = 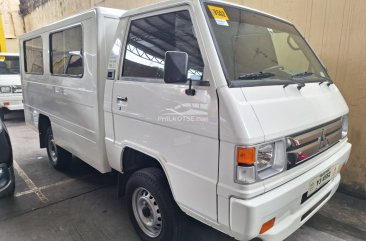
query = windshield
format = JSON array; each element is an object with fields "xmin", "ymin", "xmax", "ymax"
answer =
[
  {"xmin": 203, "ymin": 2, "xmax": 329, "ymax": 86},
  {"xmin": 0, "ymin": 55, "xmax": 20, "ymax": 75}
]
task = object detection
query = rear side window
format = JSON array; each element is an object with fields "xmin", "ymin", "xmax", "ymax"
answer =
[
  {"xmin": 50, "ymin": 25, "xmax": 83, "ymax": 77},
  {"xmin": 24, "ymin": 37, "xmax": 43, "ymax": 74},
  {"xmin": 122, "ymin": 10, "xmax": 204, "ymax": 81}
]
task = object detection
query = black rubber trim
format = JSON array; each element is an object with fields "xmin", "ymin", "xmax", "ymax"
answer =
[{"xmin": 301, "ymin": 191, "xmax": 331, "ymax": 221}]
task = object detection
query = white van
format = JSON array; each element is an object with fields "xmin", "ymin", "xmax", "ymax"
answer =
[
  {"xmin": 20, "ymin": 1, "xmax": 352, "ymax": 241},
  {"xmin": 0, "ymin": 53, "xmax": 22, "ymax": 120}
]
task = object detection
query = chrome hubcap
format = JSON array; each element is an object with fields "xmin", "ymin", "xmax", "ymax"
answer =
[
  {"xmin": 48, "ymin": 134, "xmax": 58, "ymax": 163},
  {"xmin": 132, "ymin": 187, "xmax": 162, "ymax": 237}
]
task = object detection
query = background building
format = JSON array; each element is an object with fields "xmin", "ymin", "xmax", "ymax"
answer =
[
  {"xmin": 0, "ymin": 0, "xmax": 24, "ymax": 52},
  {"xmin": 2, "ymin": 0, "xmax": 366, "ymax": 198}
]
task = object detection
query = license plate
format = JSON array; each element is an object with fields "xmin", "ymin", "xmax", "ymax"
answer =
[{"xmin": 308, "ymin": 165, "xmax": 339, "ymax": 196}]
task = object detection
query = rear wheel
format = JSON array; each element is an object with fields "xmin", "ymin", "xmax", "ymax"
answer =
[
  {"xmin": 45, "ymin": 127, "xmax": 71, "ymax": 170},
  {"xmin": 126, "ymin": 168, "xmax": 186, "ymax": 241}
]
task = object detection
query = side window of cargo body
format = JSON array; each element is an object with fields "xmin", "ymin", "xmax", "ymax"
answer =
[
  {"xmin": 50, "ymin": 25, "xmax": 83, "ymax": 77},
  {"xmin": 24, "ymin": 36, "xmax": 44, "ymax": 74},
  {"xmin": 122, "ymin": 10, "xmax": 205, "ymax": 82}
]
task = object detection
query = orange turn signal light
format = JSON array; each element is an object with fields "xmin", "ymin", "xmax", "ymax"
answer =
[
  {"xmin": 260, "ymin": 218, "xmax": 275, "ymax": 234},
  {"xmin": 237, "ymin": 147, "xmax": 256, "ymax": 165},
  {"xmin": 3, "ymin": 102, "xmax": 9, "ymax": 106}
]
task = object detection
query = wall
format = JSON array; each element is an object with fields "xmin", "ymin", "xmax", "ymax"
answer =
[
  {"xmin": 20, "ymin": 0, "xmax": 366, "ymax": 198},
  {"xmin": 0, "ymin": 0, "xmax": 24, "ymax": 52}
]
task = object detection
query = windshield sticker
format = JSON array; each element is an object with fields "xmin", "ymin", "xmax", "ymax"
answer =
[
  {"xmin": 215, "ymin": 18, "xmax": 229, "ymax": 26},
  {"xmin": 208, "ymin": 5, "xmax": 229, "ymax": 26}
]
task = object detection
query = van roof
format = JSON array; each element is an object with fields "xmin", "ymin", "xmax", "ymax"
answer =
[
  {"xmin": 19, "ymin": 7, "xmax": 125, "ymax": 40},
  {"xmin": 20, "ymin": 0, "xmax": 292, "ymax": 40},
  {"xmin": 119, "ymin": 0, "xmax": 291, "ymax": 25}
]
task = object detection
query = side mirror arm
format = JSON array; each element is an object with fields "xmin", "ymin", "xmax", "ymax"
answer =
[{"xmin": 185, "ymin": 78, "xmax": 196, "ymax": 96}]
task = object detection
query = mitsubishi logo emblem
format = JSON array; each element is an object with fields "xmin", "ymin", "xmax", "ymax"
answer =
[{"xmin": 319, "ymin": 129, "xmax": 329, "ymax": 149}]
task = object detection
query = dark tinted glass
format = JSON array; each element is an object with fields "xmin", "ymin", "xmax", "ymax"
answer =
[
  {"xmin": 50, "ymin": 26, "xmax": 83, "ymax": 76},
  {"xmin": 24, "ymin": 37, "xmax": 43, "ymax": 74},
  {"xmin": 0, "ymin": 56, "xmax": 20, "ymax": 75},
  {"xmin": 123, "ymin": 11, "xmax": 204, "ymax": 81}
]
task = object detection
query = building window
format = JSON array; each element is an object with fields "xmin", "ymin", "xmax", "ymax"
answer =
[
  {"xmin": 50, "ymin": 25, "xmax": 83, "ymax": 77},
  {"xmin": 123, "ymin": 10, "xmax": 204, "ymax": 81},
  {"xmin": 24, "ymin": 36, "xmax": 43, "ymax": 74}
]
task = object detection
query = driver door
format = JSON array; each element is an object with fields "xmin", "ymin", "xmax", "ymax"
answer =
[{"xmin": 112, "ymin": 8, "xmax": 219, "ymax": 221}]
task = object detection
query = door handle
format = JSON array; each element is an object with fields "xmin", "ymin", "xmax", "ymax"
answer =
[{"xmin": 117, "ymin": 96, "xmax": 128, "ymax": 104}]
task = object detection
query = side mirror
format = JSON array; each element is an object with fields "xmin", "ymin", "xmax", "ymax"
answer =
[{"xmin": 164, "ymin": 51, "xmax": 188, "ymax": 84}]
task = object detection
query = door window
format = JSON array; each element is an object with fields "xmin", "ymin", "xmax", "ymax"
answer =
[{"xmin": 122, "ymin": 10, "xmax": 204, "ymax": 81}]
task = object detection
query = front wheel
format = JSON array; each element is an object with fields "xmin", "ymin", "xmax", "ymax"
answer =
[
  {"xmin": 126, "ymin": 168, "xmax": 186, "ymax": 241},
  {"xmin": 45, "ymin": 127, "xmax": 71, "ymax": 170}
]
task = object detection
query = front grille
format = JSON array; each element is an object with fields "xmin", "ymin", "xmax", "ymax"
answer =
[{"xmin": 287, "ymin": 118, "xmax": 342, "ymax": 169}]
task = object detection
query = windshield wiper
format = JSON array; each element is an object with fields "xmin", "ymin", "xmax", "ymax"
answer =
[
  {"xmin": 238, "ymin": 72, "xmax": 275, "ymax": 80},
  {"xmin": 292, "ymin": 72, "xmax": 334, "ymax": 86},
  {"xmin": 283, "ymin": 79, "xmax": 305, "ymax": 90},
  {"xmin": 292, "ymin": 71, "xmax": 313, "ymax": 78}
]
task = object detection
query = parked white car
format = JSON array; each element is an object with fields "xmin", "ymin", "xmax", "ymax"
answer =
[
  {"xmin": 0, "ymin": 53, "xmax": 23, "ymax": 120},
  {"xmin": 20, "ymin": 1, "xmax": 352, "ymax": 241}
]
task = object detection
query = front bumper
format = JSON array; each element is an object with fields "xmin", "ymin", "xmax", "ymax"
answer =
[
  {"xmin": 229, "ymin": 141, "xmax": 351, "ymax": 241},
  {"xmin": 0, "ymin": 94, "xmax": 24, "ymax": 110}
]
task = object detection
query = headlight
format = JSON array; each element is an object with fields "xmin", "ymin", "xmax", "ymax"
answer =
[
  {"xmin": 257, "ymin": 144, "xmax": 274, "ymax": 171},
  {"xmin": 0, "ymin": 86, "xmax": 11, "ymax": 93},
  {"xmin": 341, "ymin": 115, "xmax": 348, "ymax": 138},
  {"xmin": 235, "ymin": 140, "xmax": 287, "ymax": 184},
  {"xmin": 12, "ymin": 85, "xmax": 22, "ymax": 93}
]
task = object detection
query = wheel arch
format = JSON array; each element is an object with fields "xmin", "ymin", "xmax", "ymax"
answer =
[
  {"xmin": 118, "ymin": 145, "xmax": 176, "ymax": 202},
  {"xmin": 38, "ymin": 114, "xmax": 51, "ymax": 148}
]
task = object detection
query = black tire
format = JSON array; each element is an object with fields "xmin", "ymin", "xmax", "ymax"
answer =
[
  {"xmin": 0, "ymin": 166, "xmax": 15, "ymax": 198},
  {"xmin": 126, "ymin": 168, "xmax": 186, "ymax": 241},
  {"xmin": 0, "ymin": 108, "xmax": 4, "ymax": 121},
  {"xmin": 7, "ymin": 167, "xmax": 15, "ymax": 196},
  {"xmin": 45, "ymin": 127, "xmax": 71, "ymax": 170}
]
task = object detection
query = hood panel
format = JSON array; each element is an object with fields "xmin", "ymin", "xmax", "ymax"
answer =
[
  {"xmin": 241, "ymin": 83, "xmax": 348, "ymax": 141},
  {"xmin": 218, "ymin": 87, "xmax": 265, "ymax": 145},
  {"xmin": 0, "ymin": 75, "xmax": 21, "ymax": 86}
]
